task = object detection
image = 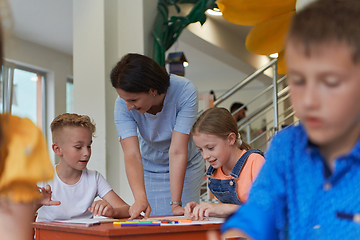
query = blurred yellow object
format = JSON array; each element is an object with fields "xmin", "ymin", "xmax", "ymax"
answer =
[
  {"xmin": 0, "ymin": 114, "xmax": 54, "ymax": 203},
  {"xmin": 217, "ymin": 0, "xmax": 297, "ymax": 74}
]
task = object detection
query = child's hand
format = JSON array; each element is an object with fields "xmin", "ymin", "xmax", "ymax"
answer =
[
  {"xmin": 88, "ymin": 199, "xmax": 114, "ymax": 217},
  {"xmin": 184, "ymin": 201, "xmax": 198, "ymax": 218},
  {"xmin": 188, "ymin": 202, "xmax": 220, "ymax": 220},
  {"xmin": 38, "ymin": 184, "xmax": 61, "ymax": 206}
]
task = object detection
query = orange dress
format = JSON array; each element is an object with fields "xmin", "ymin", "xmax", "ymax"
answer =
[{"xmin": 0, "ymin": 115, "xmax": 54, "ymax": 202}]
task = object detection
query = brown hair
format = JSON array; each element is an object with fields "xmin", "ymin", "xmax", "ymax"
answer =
[
  {"xmin": 287, "ymin": 0, "xmax": 360, "ymax": 63},
  {"xmin": 50, "ymin": 113, "xmax": 96, "ymax": 143},
  {"xmin": 110, "ymin": 53, "xmax": 170, "ymax": 94},
  {"xmin": 191, "ymin": 107, "xmax": 251, "ymax": 150}
]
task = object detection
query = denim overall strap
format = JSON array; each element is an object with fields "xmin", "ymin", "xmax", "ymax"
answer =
[
  {"xmin": 230, "ymin": 149, "xmax": 264, "ymax": 178},
  {"xmin": 207, "ymin": 149, "xmax": 264, "ymax": 205},
  {"xmin": 206, "ymin": 165, "xmax": 216, "ymax": 176}
]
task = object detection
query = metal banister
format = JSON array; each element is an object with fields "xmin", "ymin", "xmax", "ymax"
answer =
[
  {"xmin": 272, "ymin": 62, "xmax": 279, "ymax": 132},
  {"xmin": 237, "ymin": 86, "xmax": 289, "ymax": 128},
  {"xmin": 241, "ymin": 92, "xmax": 292, "ymax": 133},
  {"xmin": 232, "ymin": 75, "xmax": 287, "ymax": 117},
  {"xmin": 213, "ymin": 58, "xmax": 277, "ymax": 107}
]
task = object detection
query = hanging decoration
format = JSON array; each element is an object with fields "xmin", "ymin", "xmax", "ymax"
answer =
[
  {"xmin": 217, "ymin": 0, "xmax": 317, "ymax": 74},
  {"xmin": 166, "ymin": 51, "xmax": 188, "ymax": 76},
  {"xmin": 152, "ymin": 0, "xmax": 217, "ymax": 67}
]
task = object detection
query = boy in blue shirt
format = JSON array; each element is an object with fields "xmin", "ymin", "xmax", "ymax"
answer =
[{"xmin": 220, "ymin": 0, "xmax": 360, "ymax": 239}]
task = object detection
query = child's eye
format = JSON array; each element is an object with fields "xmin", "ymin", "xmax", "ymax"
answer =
[
  {"xmin": 324, "ymin": 77, "xmax": 340, "ymax": 87},
  {"xmin": 75, "ymin": 146, "xmax": 81, "ymax": 150},
  {"xmin": 288, "ymin": 76, "xmax": 305, "ymax": 86},
  {"xmin": 87, "ymin": 145, "xmax": 91, "ymax": 149},
  {"xmin": 208, "ymin": 147, "xmax": 214, "ymax": 150}
]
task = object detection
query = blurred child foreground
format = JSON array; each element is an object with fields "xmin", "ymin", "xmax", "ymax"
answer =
[
  {"xmin": 221, "ymin": 0, "xmax": 360, "ymax": 239},
  {"xmin": 0, "ymin": 114, "xmax": 54, "ymax": 240},
  {"xmin": 184, "ymin": 107, "xmax": 265, "ymax": 220},
  {"xmin": 36, "ymin": 113, "xmax": 130, "ymax": 221}
]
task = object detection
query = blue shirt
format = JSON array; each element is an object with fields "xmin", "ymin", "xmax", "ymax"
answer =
[
  {"xmin": 114, "ymin": 74, "xmax": 200, "ymax": 171},
  {"xmin": 222, "ymin": 124, "xmax": 360, "ymax": 240}
]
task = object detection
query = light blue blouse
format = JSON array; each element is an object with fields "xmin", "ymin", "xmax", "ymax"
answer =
[{"xmin": 114, "ymin": 74, "xmax": 200, "ymax": 171}]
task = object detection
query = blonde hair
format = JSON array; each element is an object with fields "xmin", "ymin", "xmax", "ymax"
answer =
[
  {"xmin": 50, "ymin": 113, "xmax": 96, "ymax": 143},
  {"xmin": 191, "ymin": 107, "xmax": 251, "ymax": 150}
]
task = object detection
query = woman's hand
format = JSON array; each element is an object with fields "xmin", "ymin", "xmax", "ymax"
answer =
[
  {"xmin": 88, "ymin": 199, "xmax": 114, "ymax": 217},
  {"xmin": 129, "ymin": 199, "xmax": 151, "ymax": 219},
  {"xmin": 171, "ymin": 204, "xmax": 185, "ymax": 216}
]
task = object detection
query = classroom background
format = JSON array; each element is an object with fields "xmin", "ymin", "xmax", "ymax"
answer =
[{"xmin": 2, "ymin": 0, "xmax": 294, "ymax": 206}]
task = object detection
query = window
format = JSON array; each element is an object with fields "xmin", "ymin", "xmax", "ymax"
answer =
[
  {"xmin": 1, "ymin": 61, "xmax": 15, "ymax": 114},
  {"xmin": 1, "ymin": 60, "xmax": 46, "ymax": 131},
  {"xmin": 66, "ymin": 77, "xmax": 74, "ymax": 113}
]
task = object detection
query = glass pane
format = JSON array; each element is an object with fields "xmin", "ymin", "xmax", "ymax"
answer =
[
  {"xmin": 0, "ymin": 65, "xmax": 14, "ymax": 114},
  {"xmin": 66, "ymin": 79, "xmax": 74, "ymax": 113},
  {"xmin": 11, "ymin": 69, "xmax": 37, "ymax": 124}
]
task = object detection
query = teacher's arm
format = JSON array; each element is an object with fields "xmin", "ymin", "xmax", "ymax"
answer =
[
  {"xmin": 120, "ymin": 136, "xmax": 151, "ymax": 219},
  {"xmin": 169, "ymin": 130, "xmax": 190, "ymax": 215}
]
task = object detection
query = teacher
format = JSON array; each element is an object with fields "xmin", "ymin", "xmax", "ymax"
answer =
[{"xmin": 110, "ymin": 53, "xmax": 205, "ymax": 218}]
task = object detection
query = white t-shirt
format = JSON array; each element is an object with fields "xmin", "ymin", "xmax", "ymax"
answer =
[{"xmin": 36, "ymin": 167, "xmax": 112, "ymax": 222}]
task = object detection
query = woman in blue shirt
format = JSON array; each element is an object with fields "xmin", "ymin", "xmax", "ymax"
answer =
[{"xmin": 110, "ymin": 53, "xmax": 204, "ymax": 218}]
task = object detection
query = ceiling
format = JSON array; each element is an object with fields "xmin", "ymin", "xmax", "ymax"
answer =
[
  {"xmin": 8, "ymin": 0, "xmax": 73, "ymax": 55},
  {"xmin": 6, "ymin": 0, "xmax": 272, "ymax": 87},
  {"xmin": 6, "ymin": 0, "xmax": 271, "ymax": 127},
  {"xmin": 7, "ymin": 0, "xmax": 251, "ymax": 59}
]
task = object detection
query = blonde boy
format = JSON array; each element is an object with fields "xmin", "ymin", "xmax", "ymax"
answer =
[
  {"xmin": 221, "ymin": 0, "xmax": 360, "ymax": 239},
  {"xmin": 36, "ymin": 113, "xmax": 130, "ymax": 221}
]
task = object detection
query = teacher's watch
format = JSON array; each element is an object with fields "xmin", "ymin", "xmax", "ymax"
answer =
[{"xmin": 170, "ymin": 201, "xmax": 182, "ymax": 207}]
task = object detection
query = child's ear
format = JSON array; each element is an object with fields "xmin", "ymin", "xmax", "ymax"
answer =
[
  {"xmin": 52, "ymin": 143, "xmax": 63, "ymax": 157},
  {"xmin": 227, "ymin": 132, "xmax": 237, "ymax": 146}
]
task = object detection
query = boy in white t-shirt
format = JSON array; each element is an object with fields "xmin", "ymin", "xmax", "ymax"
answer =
[{"xmin": 36, "ymin": 113, "xmax": 130, "ymax": 222}]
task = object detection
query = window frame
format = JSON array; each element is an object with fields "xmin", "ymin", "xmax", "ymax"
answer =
[{"xmin": 1, "ymin": 60, "xmax": 47, "ymax": 134}]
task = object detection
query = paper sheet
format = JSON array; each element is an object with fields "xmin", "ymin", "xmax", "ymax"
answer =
[
  {"xmin": 54, "ymin": 218, "xmax": 101, "ymax": 227},
  {"xmin": 150, "ymin": 216, "xmax": 225, "ymax": 225},
  {"xmin": 52, "ymin": 216, "xmax": 224, "ymax": 227}
]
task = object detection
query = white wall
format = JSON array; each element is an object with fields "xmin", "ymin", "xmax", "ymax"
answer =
[
  {"xmin": 73, "ymin": 0, "xmax": 157, "ymax": 205},
  {"xmin": 73, "ymin": 0, "xmax": 108, "ymax": 178}
]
